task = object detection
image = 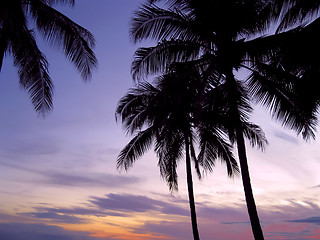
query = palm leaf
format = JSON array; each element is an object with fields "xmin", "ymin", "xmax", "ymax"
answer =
[
  {"xmin": 274, "ymin": 0, "xmax": 320, "ymax": 32},
  {"xmin": 29, "ymin": 1, "xmax": 97, "ymax": 80},
  {"xmin": 242, "ymin": 122, "xmax": 268, "ymax": 150},
  {"xmin": 156, "ymin": 127, "xmax": 184, "ymax": 191},
  {"xmin": 11, "ymin": 28, "xmax": 53, "ymax": 114},
  {"xmin": 197, "ymin": 126, "xmax": 239, "ymax": 177},
  {"xmin": 131, "ymin": 3, "xmax": 200, "ymax": 43},
  {"xmin": 0, "ymin": 28, "xmax": 9, "ymax": 71},
  {"xmin": 116, "ymin": 82, "xmax": 159, "ymax": 134},
  {"xmin": 117, "ymin": 127, "xmax": 155, "ymax": 171},
  {"xmin": 248, "ymin": 63, "xmax": 317, "ymax": 140},
  {"xmin": 148, "ymin": 0, "xmax": 189, "ymax": 8},
  {"xmin": 44, "ymin": 0, "xmax": 75, "ymax": 6},
  {"xmin": 189, "ymin": 135, "xmax": 201, "ymax": 180},
  {"xmin": 132, "ymin": 39, "xmax": 202, "ymax": 80}
]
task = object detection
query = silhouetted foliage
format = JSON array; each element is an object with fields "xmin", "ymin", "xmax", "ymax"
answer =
[
  {"xmin": 247, "ymin": 1, "xmax": 320, "ymax": 140},
  {"xmin": 121, "ymin": 0, "xmax": 320, "ymax": 239},
  {"xmin": 0, "ymin": 0, "xmax": 97, "ymax": 114},
  {"xmin": 128, "ymin": 1, "xmax": 274, "ymax": 238},
  {"xmin": 116, "ymin": 64, "xmax": 239, "ymax": 240}
]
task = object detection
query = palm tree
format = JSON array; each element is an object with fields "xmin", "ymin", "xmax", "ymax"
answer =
[
  {"xmin": 128, "ymin": 1, "xmax": 276, "ymax": 239},
  {"xmin": 116, "ymin": 64, "xmax": 239, "ymax": 240},
  {"xmin": 0, "ymin": 0, "xmax": 97, "ymax": 114},
  {"xmin": 127, "ymin": 1, "xmax": 320, "ymax": 238},
  {"xmin": 244, "ymin": 1, "xmax": 320, "ymax": 140}
]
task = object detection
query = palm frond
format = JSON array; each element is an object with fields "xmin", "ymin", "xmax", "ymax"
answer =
[
  {"xmin": 117, "ymin": 127, "xmax": 155, "ymax": 171},
  {"xmin": 226, "ymin": 79, "xmax": 253, "ymax": 125},
  {"xmin": 148, "ymin": 0, "xmax": 189, "ymax": 8},
  {"xmin": 197, "ymin": 126, "xmax": 239, "ymax": 177},
  {"xmin": 116, "ymin": 82, "xmax": 159, "ymax": 134},
  {"xmin": 11, "ymin": 28, "xmax": 53, "ymax": 114},
  {"xmin": 0, "ymin": 28, "xmax": 9, "ymax": 71},
  {"xmin": 248, "ymin": 64, "xmax": 317, "ymax": 140},
  {"xmin": 156, "ymin": 127, "xmax": 184, "ymax": 191},
  {"xmin": 29, "ymin": 1, "xmax": 97, "ymax": 80},
  {"xmin": 242, "ymin": 122, "xmax": 268, "ymax": 150},
  {"xmin": 132, "ymin": 40, "xmax": 201, "ymax": 80},
  {"xmin": 1, "ymin": 0, "xmax": 27, "ymax": 70},
  {"xmin": 189, "ymin": 136, "xmax": 201, "ymax": 180},
  {"xmin": 43, "ymin": 0, "xmax": 75, "ymax": 6},
  {"xmin": 274, "ymin": 0, "xmax": 320, "ymax": 32},
  {"xmin": 130, "ymin": 3, "xmax": 199, "ymax": 43}
]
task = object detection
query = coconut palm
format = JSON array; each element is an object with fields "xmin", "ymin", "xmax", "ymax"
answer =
[
  {"xmin": 128, "ymin": 1, "xmax": 320, "ymax": 239},
  {"xmin": 127, "ymin": 1, "xmax": 278, "ymax": 239},
  {"xmin": 0, "ymin": 0, "xmax": 97, "ymax": 114},
  {"xmin": 116, "ymin": 64, "xmax": 239, "ymax": 240}
]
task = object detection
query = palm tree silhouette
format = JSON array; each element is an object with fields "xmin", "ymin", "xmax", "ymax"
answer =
[
  {"xmin": 0, "ymin": 0, "xmax": 97, "ymax": 114},
  {"xmin": 128, "ymin": 0, "xmax": 276, "ymax": 239},
  {"xmin": 116, "ymin": 64, "xmax": 239, "ymax": 240}
]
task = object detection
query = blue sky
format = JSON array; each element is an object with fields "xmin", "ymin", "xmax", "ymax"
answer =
[{"xmin": 0, "ymin": 1, "xmax": 320, "ymax": 239}]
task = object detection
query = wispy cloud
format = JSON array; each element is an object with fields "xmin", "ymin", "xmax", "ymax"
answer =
[
  {"xmin": 131, "ymin": 221, "xmax": 192, "ymax": 240},
  {"xmin": 90, "ymin": 193, "xmax": 189, "ymax": 216},
  {"xmin": 20, "ymin": 211, "xmax": 85, "ymax": 224},
  {"xmin": 288, "ymin": 216, "xmax": 320, "ymax": 225},
  {"xmin": 265, "ymin": 227, "xmax": 316, "ymax": 240},
  {"xmin": 21, "ymin": 204, "xmax": 129, "ymax": 222},
  {"xmin": 0, "ymin": 162, "xmax": 141, "ymax": 188},
  {"xmin": 7, "ymin": 193, "xmax": 320, "ymax": 240},
  {"xmin": 221, "ymin": 221, "xmax": 250, "ymax": 225},
  {"xmin": 0, "ymin": 136, "xmax": 60, "ymax": 159},
  {"xmin": 273, "ymin": 130, "xmax": 300, "ymax": 144},
  {"xmin": 3, "ymin": 197, "xmax": 319, "ymax": 240},
  {"xmin": 18, "ymin": 193, "xmax": 189, "ymax": 225},
  {"xmin": 43, "ymin": 172, "xmax": 141, "ymax": 188},
  {"xmin": 0, "ymin": 223, "xmax": 105, "ymax": 240},
  {"xmin": 197, "ymin": 204, "xmax": 247, "ymax": 222}
]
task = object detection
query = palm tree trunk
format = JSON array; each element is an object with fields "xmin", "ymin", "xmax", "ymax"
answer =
[
  {"xmin": 236, "ymin": 126, "xmax": 264, "ymax": 240},
  {"xmin": 225, "ymin": 69, "xmax": 264, "ymax": 240},
  {"xmin": 185, "ymin": 137, "xmax": 200, "ymax": 240}
]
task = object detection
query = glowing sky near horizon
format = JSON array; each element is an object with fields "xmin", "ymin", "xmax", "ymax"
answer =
[{"xmin": 0, "ymin": 1, "xmax": 319, "ymax": 239}]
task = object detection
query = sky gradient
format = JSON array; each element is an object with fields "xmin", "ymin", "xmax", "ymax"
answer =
[{"xmin": 0, "ymin": 1, "xmax": 320, "ymax": 239}]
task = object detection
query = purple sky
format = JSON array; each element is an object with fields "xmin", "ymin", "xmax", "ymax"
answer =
[{"xmin": 0, "ymin": 1, "xmax": 320, "ymax": 239}]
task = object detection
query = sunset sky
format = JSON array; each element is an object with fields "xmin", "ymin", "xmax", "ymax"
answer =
[{"xmin": 0, "ymin": 1, "xmax": 319, "ymax": 239}]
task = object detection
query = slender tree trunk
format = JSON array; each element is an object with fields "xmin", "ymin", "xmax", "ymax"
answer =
[
  {"xmin": 236, "ymin": 126, "xmax": 264, "ymax": 240},
  {"xmin": 225, "ymin": 69, "xmax": 264, "ymax": 240},
  {"xmin": 185, "ymin": 137, "xmax": 200, "ymax": 240}
]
